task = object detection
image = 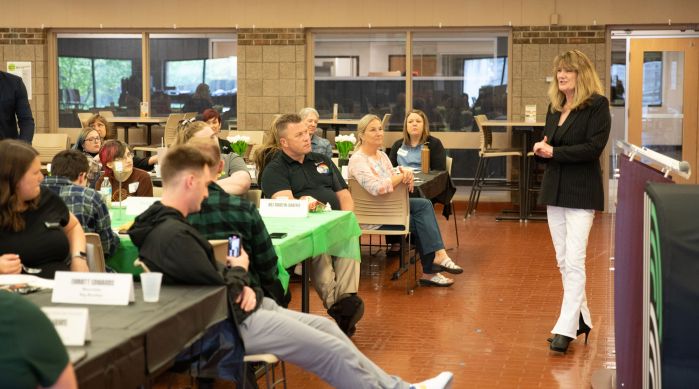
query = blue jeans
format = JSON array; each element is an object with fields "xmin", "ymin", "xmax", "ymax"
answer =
[{"xmin": 408, "ymin": 197, "xmax": 445, "ymax": 273}]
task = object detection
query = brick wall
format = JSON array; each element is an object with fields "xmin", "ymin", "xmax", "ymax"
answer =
[
  {"xmin": 236, "ymin": 28, "xmax": 306, "ymax": 131},
  {"xmin": 0, "ymin": 28, "xmax": 49, "ymax": 133},
  {"xmin": 511, "ymin": 25, "xmax": 607, "ymax": 122}
]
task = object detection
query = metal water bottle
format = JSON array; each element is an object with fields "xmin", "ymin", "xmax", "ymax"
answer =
[{"xmin": 421, "ymin": 143, "xmax": 430, "ymax": 174}]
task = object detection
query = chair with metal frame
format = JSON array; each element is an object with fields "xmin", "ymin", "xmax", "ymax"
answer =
[
  {"xmin": 465, "ymin": 115, "xmax": 523, "ymax": 218},
  {"xmin": 348, "ymin": 179, "xmax": 416, "ymax": 293},
  {"xmin": 242, "ymin": 354, "xmax": 287, "ymax": 389},
  {"xmin": 445, "ymin": 156, "xmax": 459, "ymax": 248}
]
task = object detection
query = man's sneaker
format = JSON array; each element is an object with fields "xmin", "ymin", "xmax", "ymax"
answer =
[
  {"xmin": 410, "ymin": 372, "xmax": 454, "ymax": 389},
  {"xmin": 327, "ymin": 295, "xmax": 364, "ymax": 337}
]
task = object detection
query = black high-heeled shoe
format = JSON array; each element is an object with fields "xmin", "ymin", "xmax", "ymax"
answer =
[
  {"xmin": 549, "ymin": 334, "xmax": 573, "ymax": 353},
  {"xmin": 577, "ymin": 315, "xmax": 591, "ymax": 344},
  {"xmin": 546, "ymin": 314, "xmax": 592, "ymax": 344}
]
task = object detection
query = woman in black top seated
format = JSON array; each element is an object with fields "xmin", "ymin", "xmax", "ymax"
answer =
[{"xmin": 0, "ymin": 140, "xmax": 89, "ymax": 278}]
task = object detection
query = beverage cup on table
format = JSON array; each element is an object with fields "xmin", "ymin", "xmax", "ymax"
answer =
[{"xmin": 140, "ymin": 272, "xmax": 163, "ymax": 302}]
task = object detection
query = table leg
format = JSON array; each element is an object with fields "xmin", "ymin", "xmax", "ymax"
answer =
[
  {"xmin": 122, "ymin": 125, "xmax": 130, "ymax": 144},
  {"xmin": 301, "ymin": 260, "xmax": 310, "ymax": 313},
  {"xmin": 146, "ymin": 124, "xmax": 153, "ymax": 145},
  {"xmin": 495, "ymin": 131, "xmax": 530, "ymax": 222}
]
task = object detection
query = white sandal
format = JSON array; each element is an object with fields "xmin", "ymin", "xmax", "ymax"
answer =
[
  {"xmin": 436, "ymin": 258, "xmax": 463, "ymax": 274},
  {"xmin": 419, "ymin": 273, "xmax": 454, "ymax": 287}
]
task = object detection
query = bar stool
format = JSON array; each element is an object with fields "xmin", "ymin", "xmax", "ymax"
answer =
[{"xmin": 465, "ymin": 115, "xmax": 522, "ymax": 218}]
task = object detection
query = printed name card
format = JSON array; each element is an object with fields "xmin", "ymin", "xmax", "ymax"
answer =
[
  {"xmin": 259, "ymin": 198, "xmax": 309, "ymax": 218},
  {"xmin": 525, "ymin": 105, "xmax": 537, "ymax": 123},
  {"xmin": 41, "ymin": 307, "xmax": 91, "ymax": 346},
  {"xmin": 52, "ymin": 271, "xmax": 135, "ymax": 306}
]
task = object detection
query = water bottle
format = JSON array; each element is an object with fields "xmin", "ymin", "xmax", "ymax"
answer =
[{"xmin": 100, "ymin": 177, "xmax": 112, "ymax": 207}]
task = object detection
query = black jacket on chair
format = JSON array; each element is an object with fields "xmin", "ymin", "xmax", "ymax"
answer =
[{"xmin": 537, "ymin": 94, "xmax": 611, "ymax": 211}]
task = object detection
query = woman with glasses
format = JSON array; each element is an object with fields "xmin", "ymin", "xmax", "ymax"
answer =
[
  {"xmin": 95, "ymin": 140, "xmax": 153, "ymax": 201},
  {"xmin": 72, "ymin": 127, "xmax": 103, "ymax": 188},
  {"xmin": 86, "ymin": 113, "xmax": 158, "ymax": 172}
]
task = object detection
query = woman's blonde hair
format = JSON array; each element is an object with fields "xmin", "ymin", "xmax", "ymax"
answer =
[
  {"xmin": 547, "ymin": 49, "xmax": 604, "ymax": 113},
  {"xmin": 356, "ymin": 114, "xmax": 382, "ymax": 147},
  {"xmin": 402, "ymin": 109, "xmax": 430, "ymax": 145},
  {"xmin": 172, "ymin": 120, "xmax": 210, "ymax": 146}
]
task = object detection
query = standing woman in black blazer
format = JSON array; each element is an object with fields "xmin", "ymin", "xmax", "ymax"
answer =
[{"xmin": 532, "ymin": 50, "xmax": 611, "ymax": 353}]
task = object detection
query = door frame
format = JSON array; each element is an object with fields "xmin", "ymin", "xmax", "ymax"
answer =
[{"xmin": 628, "ymin": 38, "xmax": 699, "ymax": 184}]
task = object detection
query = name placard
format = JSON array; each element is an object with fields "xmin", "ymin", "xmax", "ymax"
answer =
[
  {"xmin": 52, "ymin": 271, "xmax": 134, "ymax": 306},
  {"xmin": 41, "ymin": 307, "xmax": 91, "ymax": 346},
  {"xmin": 525, "ymin": 104, "xmax": 537, "ymax": 123},
  {"xmin": 259, "ymin": 199, "xmax": 309, "ymax": 218}
]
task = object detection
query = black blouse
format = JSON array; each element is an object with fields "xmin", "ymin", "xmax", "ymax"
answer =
[{"xmin": 0, "ymin": 188, "xmax": 71, "ymax": 278}]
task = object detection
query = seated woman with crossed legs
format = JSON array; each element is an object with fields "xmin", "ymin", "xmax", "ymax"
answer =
[{"xmin": 348, "ymin": 114, "xmax": 462, "ymax": 287}]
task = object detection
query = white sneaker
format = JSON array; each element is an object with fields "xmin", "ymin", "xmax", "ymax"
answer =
[{"xmin": 410, "ymin": 372, "xmax": 454, "ymax": 389}]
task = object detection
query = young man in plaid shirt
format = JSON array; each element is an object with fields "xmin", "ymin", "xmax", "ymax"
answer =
[
  {"xmin": 41, "ymin": 150, "xmax": 119, "ymax": 257},
  {"xmin": 186, "ymin": 137, "xmax": 288, "ymax": 306}
]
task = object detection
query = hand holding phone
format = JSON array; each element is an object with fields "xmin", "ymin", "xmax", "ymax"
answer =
[{"xmin": 228, "ymin": 234, "xmax": 241, "ymax": 257}]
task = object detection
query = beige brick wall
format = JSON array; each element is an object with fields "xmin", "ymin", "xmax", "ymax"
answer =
[
  {"xmin": 0, "ymin": 28, "xmax": 49, "ymax": 133},
  {"xmin": 511, "ymin": 25, "xmax": 607, "ymax": 122},
  {"xmin": 237, "ymin": 28, "xmax": 306, "ymax": 132}
]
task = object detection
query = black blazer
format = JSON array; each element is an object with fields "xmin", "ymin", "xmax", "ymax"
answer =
[
  {"xmin": 537, "ymin": 94, "xmax": 611, "ymax": 211},
  {"xmin": 389, "ymin": 135, "xmax": 447, "ymax": 171},
  {"xmin": 0, "ymin": 71, "xmax": 35, "ymax": 142}
]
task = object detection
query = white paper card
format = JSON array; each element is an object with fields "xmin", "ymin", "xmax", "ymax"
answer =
[
  {"xmin": 41, "ymin": 307, "xmax": 91, "ymax": 346},
  {"xmin": 52, "ymin": 271, "xmax": 134, "ymax": 306},
  {"xmin": 128, "ymin": 181, "xmax": 139, "ymax": 193},
  {"xmin": 123, "ymin": 196, "xmax": 161, "ymax": 216},
  {"xmin": 525, "ymin": 105, "xmax": 537, "ymax": 123},
  {"xmin": 0, "ymin": 274, "xmax": 55, "ymax": 289},
  {"xmin": 259, "ymin": 199, "xmax": 309, "ymax": 218}
]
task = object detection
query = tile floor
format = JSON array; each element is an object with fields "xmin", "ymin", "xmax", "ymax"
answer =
[{"xmin": 155, "ymin": 203, "xmax": 616, "ymax": 388}]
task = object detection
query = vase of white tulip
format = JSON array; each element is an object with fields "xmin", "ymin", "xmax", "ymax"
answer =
[
  {"xmin": 335, "ymin": 133, "xmax": 356, "ymax": 167},
  {"xmin": 227, "ymin": 135, "xmax": 252, "ymax": 158}
]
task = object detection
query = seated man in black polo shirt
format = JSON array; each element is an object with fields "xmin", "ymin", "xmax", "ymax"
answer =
[{"xmin": 260, "ymin": 113, "xmax": 363, "ymax": 336}]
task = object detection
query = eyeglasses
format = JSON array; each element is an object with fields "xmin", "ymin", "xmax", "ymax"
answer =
[{"xmin": 84, "ymin": 137, "xmax": 101, "ymax": 143}]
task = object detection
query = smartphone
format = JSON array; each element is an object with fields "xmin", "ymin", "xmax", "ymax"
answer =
[
  {"xmin": 269, "ymin": 232, "xmax": 287, "ymax": 239},
  {"xmin": 228, "ymin": 234, "xmax": 241, "ymax": 257}
]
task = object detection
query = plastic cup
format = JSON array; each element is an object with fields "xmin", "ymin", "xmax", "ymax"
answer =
[{"xmin": 140, "ymin": 272, "xmax": 163, "ymax": 303}]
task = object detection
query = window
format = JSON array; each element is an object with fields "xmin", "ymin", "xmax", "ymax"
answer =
[
  {"xmin": 57, "ymin": 34, "xmax": 143, "ymax": 128},
  {"xmin": 150, "ymin": 34, "xmax": 237, "ymax": 126},
  {"xmin": 412, "ymin": 32, "xmax": 509, "ymax": 132},
  {"xmin": 314, "ymin": 32, "xmax": 406, "ymax": 130}
]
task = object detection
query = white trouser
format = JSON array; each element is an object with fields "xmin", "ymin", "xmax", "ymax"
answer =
[{"xmin": 547, "ymin": 205, "xmax": 595, "ymax": 338}]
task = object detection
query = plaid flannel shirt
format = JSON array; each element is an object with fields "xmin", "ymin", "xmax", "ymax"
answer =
[
  {"xmin": 187, "ymin": 183, "xmax": 279, "ymax": 290},
  {"xmin": 41, "ymin": 176, "xmax": 120, "ymax": 257}
]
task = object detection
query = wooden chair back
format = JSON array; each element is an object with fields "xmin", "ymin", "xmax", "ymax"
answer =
[
  {"xmin": 32, "ymin": 133, "xmax": 69, "ymax": 164},
  {"xmin": 85, "ymin": 233, "xmax": 106, "ymax": 272},
  {"xmin": 348, "ymin": 180, "xmax": 409, "ymax": 233}
]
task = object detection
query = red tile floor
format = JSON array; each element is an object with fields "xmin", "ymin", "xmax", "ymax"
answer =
[{"xmin": 155, "ymin": 204, "xmax": 616, "ymax": 388}]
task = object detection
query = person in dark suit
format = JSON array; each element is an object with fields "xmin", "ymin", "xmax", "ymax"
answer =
[
  {"xmin": 533, "ymin": 49, "xmax": 611, "ymax": 353},
  {"xmin": 0, "ymin": 71, "xmax": 35, "ymax": 142}
]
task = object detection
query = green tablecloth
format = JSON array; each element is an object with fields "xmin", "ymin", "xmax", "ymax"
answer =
[{"xmin": 107, "ymin": 208, "xmax": 362, "ymax": 292}]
